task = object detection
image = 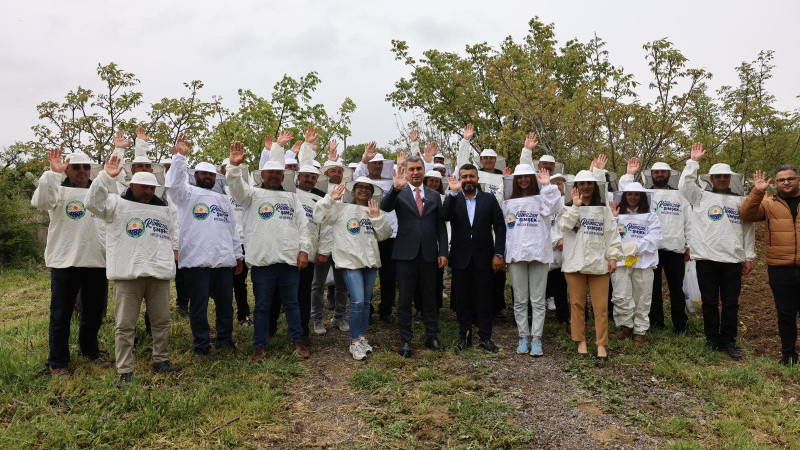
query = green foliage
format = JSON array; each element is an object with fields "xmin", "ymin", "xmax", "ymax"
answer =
[{"xmin": 0, "ymin": 169, "xmax": 42, "ymax": 268}]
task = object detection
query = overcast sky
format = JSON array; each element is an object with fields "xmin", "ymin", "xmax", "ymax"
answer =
[{"xmin": 2, "ymin": 0, "xmax": 798, "ymax": 152}]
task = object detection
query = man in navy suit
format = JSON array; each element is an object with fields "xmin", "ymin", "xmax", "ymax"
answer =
[
  {"xmin": 443, "ymin": 163, "xmax": 506, "ymax": 352},
  {"xmin": 381, "ymin": 154, "xmax": 449, "ymax": 357}
]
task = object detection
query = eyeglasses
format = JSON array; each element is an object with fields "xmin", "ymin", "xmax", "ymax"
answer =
[
  {"xmin": 70, "ymin": 164, "xmax": 91, "ymax": 171},
  {"xmin": 353, "ymin": 185, "xmax": 372, "ymax": 191},
  {"xmin": 776, "ymin": 177, "xmax": 799, "ymax": 183}
]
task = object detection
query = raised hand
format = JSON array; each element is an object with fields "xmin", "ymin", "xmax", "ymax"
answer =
[
  {"xmin": 328, "ymin": 139, "xmax": 339, "ymax": 161},
  {"xmin": 447, "ymin": 174, "xmax": 461, "ymax": 193},
  {"xmin": 464, "ymin": 123, "xmax": 475, "ymax": 140},
  {"xmin": 690, "ymin": 142, "xmax": 705, "ymax": 162},
  {"xmin": 394, "ymin": 160, "xmax": 407, "ymax": 189},
  {"xmin": 626, "ymin": 156, "xmax": 639, "ymax": 175},
  {"xmin": 409, "ymin": 129, "xmax": 418, "ymax": 142},
  {"xmin": 753, "ymin": 170, "xmax": 771, "ymax": 193},
  {"xmin": 290, "ymin": 140, "xmax": 302, "ymax": 153},
  {"xmin": 303, "ymin": 125, "xmax": 317, "ymax": 144},
  {"xmin": 135, "ymin": 127, "xmax": 150, "ymax": 141},
  {"xmin": 329, "ymin": 183, "xmax": 346, "ymax": 200},
  {"xmin": 503, "ymin": 167, "xmax": 511, "ymax": 176},
  {"xmin": 113, "ymin": 130, "xmax": 131, "ymax": 149},
  {"xmin": 172, "ymin": 133, "xmax": 190, "ymax": 156},
  {"xmin": 593, "ymin": 153, "xmax": 608, "ymax": 170},
  {"xmin": 423, "ymin": 142, "xmax": 437, "ymax": 163},
  {"xmin": 366, "ymin": 199, "xmax": 381, "ymax": 218},
  {"xmin": 48, "ymin": 148, "xmax": 67, "ymax": 173},
  {"xmin": 229, "ymin": 141, "xmax": 245, "ymax": 166},
  {"xmin": 538, "ymin": 167, "xmax": 550, "ymax": 185},
  {"xmin": 571, "ymin": 187, "xmax": 582, "ymax": 206},
  {"xmin": 609, "ymin": 200, "xmax": 620, "ymax": 217},
  {"xmin": 104, "ymin": 154, "xmax": 123, "ymax": 178},
  {"xmin": 277, "ymin": 131, "xmax": 293, "ymax": 147},
  {"xmin": 524, "ymin": 132, "xmax": 538, "ymax": 150},
  {"xmin": 362, "ymin": 140, "xmax": 377, "ymax": 163},
  {"xmin": 264, "ymin": 135, "xmax": 274, "ymax": 150},
  {"xmin": 397, "ymin": 149, "xmax": 407, "ymax": 167}
]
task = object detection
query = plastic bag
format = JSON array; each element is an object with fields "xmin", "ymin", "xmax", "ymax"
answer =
[
  {"xmin": 682, "ymin": 260, "xmax": 701, "ymax": 313},
  {"xmin": 324, "ymin": 266, "xmax": 335, "ymax": 287}
]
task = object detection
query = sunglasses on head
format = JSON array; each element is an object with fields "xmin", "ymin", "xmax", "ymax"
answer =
[{"xmin": 70, "ymin": 164, "xmax": 91, "ymax": 171}]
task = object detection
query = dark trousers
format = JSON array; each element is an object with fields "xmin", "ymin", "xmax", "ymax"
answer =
[
  {"xmin": 233, "ymin": 254, "xmax": 250, "ymax": 321},
  {"xmin": 452, "ymin": 261, "xmax": 494, "ymax": 341},
  {"xmin": 414, "ymin": 267, "xmax": 444, "ymax": 311},
  {"xmin": 175, "ymin": 266, "xmax": 189, "ymax": 309},
  {"xmin": 767, "ymin": 266, "xmax": 800, "ymax": 358},
  {"xmin": 650, "ymin": 249, "xmax": 688, "ymax": 331},
  {"xmin": 377, "ymin": 238, "xmax": 397, "ymax": 318},
  {"xmin": 48, "ymin": 267, "xmax": 107, "ymax": 369},
  {"xmin": 396, "ymin": 254, "xmax": 438, "ymax": 343},
  {"xmin": 546, "ymin": 268, "xmax": 570, "ymax": 323},
  {"xmin": 695, "ymin": 260, "xmax": 742, "ymax": 345},
  {"xmin": 184, "ymin": 267, "xmax": 234, "ymax": 349},
  {"xmin": 270, "ymin": 263, "xmax": 313, "ymax": 337},
  {"xmin": 492, "ymin": 270, "xmax": 507, "ymax": 313}
]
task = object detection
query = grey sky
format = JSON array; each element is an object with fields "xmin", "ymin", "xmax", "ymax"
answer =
[{"xmin": 2, "ymin": 0, "xmax": 798, "ymax": 151}]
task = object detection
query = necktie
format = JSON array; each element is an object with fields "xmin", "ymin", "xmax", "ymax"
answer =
[{"xmin": 415, "ymin": 187, "xmax": 424, "ymax": 216}]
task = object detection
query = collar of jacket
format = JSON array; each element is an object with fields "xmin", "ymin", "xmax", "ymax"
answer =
[
  {"xmin": 122, "ymin": 188, "xmax": 167, "ymax": 206},
  {"xmin": 61, "ymin": 177, "xmax": 92, "ymax": 188}
]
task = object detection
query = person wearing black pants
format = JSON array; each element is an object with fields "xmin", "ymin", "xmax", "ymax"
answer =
[
  {"xmin": 49, "ymin": 267, "xmax": 107, "ymax": 368},
  {"xmin": 377, "ymin": 238, "xmax": 397, "ymax": 322},
  {"xmin": 767, "ymin": 267, "xmax": 800, "ymax": 364},
  {"xmin": 546, "ymin": 268, "xmax": 569, "ymax": 327},
  {"xmin": 695, "ymin": 260, "xmax": 742, "ymax": 349},
  {"xmin": 233, "ymin": 245, "xmax": 251, "ymax": 324},
  {"xmin": 650, "ymin": 249, "xmax": 688, "ymax": 332}
]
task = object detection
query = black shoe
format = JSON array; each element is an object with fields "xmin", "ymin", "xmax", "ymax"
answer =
[
  {"xmin": 479, "ymin": 339, "xmax": 499, "ymax": 353},
  {"xmin": 325, "ymin": 300, "xmax": 335, "ymax": 311},
  {"xmin": 117, "ymin": 372, "xmax": 133, "ymax": 388},
  {"xmin": 425, "ymin": 337, "xmax": 445, "ymax": 352},
  {"xmin": 398, "ymin": 342, "xmax": 412, "ymax": 358},
  {"xmin": 725, "ymin": 343, "xmax": 742, "ymax": 360},
  {"xmin": 673, "ymin": 326, "xmax": 689, "ymax": 336},
  {"xmin": 153, "ymin": 360, "xmax": 181, "ymax": 374},
  {"xmin": 216, "ymin": 341, "xmax": 237, "ymax": 353},
  {"xmin": 651, "ymin": 322, "xmax": 666, "ymax": 330},
  {"xmin": 705, "ymin": 340, "xmax": 720, "ymax": 351},
  {"xmin": 380, "ymin": 314, "xmax": 395, "ymax": 324},
  {"xmin": 414, "ymin": 311, "xmax": 422, "ymax": 323},
  {"xmin": 176, "ymin": 305, "xmax": 189, "ymax": 317},
  {"xmin": 780, "ymin": 353, "xmax": 799, "ymax": 366},
  {"xmin": 194, "ymin": 347, "xmax": 215, "ymax": 361},
  {"xmin": 455, "ymin": 338, "xmax": 470, "ymax": 353}
]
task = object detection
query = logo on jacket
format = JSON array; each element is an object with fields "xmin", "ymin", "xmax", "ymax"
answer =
[
  {"xmin": 65, "ymin": 200, "xmax": 86, "ymax": 220},
  {"xmin": 506, "ymin": 213, "xmax": 517, "ymax": 230},
  {"xmin": 192, "ymin": 203, "xmax": 210, "ymax": 220},
  {"xmin": 346, "ymin": 218, "xmax": 361, "ymax": 235},
  {"xmin": 617, "ymin": 223, "xmax": 628, "ymax": 238},
  {"xmin": 258, "ymin": 202, "xmax": 275, "ymax": 220},
  {"xmin": 707, "ymin": 205, "xmax": 725, "ymax": 221},
  {"xmin": 126, "ymin": 218, "xmax": 146, "ymax": 238}
]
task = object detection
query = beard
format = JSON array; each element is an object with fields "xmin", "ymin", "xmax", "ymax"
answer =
[
  {"xmin": 462, "ymin": 182, "xmax": 476, "ymax": 193},
  {"xmin": 651, "ymin": 177, "xmax": 669, "ymax": 188}
]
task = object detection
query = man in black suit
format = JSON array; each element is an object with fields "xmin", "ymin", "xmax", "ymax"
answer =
[
  {"xmin": 444, "ymin": 163, "xmax": 506, "ymax": 352},
  {"xmin": 381, "ymin": 154, "xmax": 449, "ymax": 357}
]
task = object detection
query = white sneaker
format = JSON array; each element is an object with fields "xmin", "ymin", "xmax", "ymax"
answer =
[
  {"xmin": 546, "ymin": 297, "xmax": 556, "ymax": 311},
  {"xmin": 349, "ymin": 342, "xmax": 366, "ymax": 360},
  {"xmin": 332, "ymin": 317, "xmax": 350, "ymax": 332},
  {"xmin": 359, "ymin": 336, "xmax": 373, "ymax": 353},
  {"xmin": 312, "ymin": 320, "xmax": 327, "ymax": 335}
]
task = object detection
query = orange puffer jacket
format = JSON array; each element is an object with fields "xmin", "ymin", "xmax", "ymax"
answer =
[{"xmin": 740, "ymin": 189, "xmax": 800, "ymax": 266}]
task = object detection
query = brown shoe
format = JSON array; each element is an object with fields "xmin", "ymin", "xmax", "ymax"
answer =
[
  {"xmin": 49, "ymin": 367, "xmax": 70, "ymax": 378},
  {"xmin": 613, "ymin": 326, "xmax": 633, "ymax": 340},
  {"xmin": 252, "ymin": 345, "xmax": 266, "ymax": 361},
  {"xmin": 633, "ymin": 334, "xmax": 645, "ymax": 346},
  {"xmin": 293, "ymin": 342, "xmax": 310, "ymax": 359}
]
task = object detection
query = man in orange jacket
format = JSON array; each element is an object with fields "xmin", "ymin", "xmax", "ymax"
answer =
[{"xmin": 740, "ymin": 164, "xmax": 800, "ymax": 365}]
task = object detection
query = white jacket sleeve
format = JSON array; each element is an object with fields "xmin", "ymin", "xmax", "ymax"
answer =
[
  {"xmin": 372, "ymin": 212, "xmax": 392, "ymax": 242},
  {"xmin": 169, "ymin": 204, "xmax": 179, "ymax": 251},
  {"xmin": 679, "ymin": 160, "xmax": 703, "ymax": 207},
  {"xmin": 225, "ymin": 164, "xmax": 254, "ymax": 209},
  {"xmin": 639, "ymin": 212, "xmax": 662, "ymax": 256},
  {"xmin": 133, "ymin": 138, "xmax": 150, "ymax": 157},
  {"xmin": 259, "ymin": 147, "xmax": 270, "ymax": 171},
  {"xmin": 354, "ymin": 162, "xmax": 369, "ymax": 179},
  {"xmin": 591, "ymin": 167, "xmax": 607, "ymax": 183},
  {"xmin": 294, "ymin": 195, "xmax": 312, "ymax": 255},
  {"xmin": 228, "ymin": 204, "xmax": 244, "ymax": 260},
  {"xmin": 558, "ymin": 205, "xmax": 581, "ymax": 231},
  {"xmin": 314, "ymin": 194, "xmax": 339, "ymax": 227},
  {"xmin": 538, "ymin": 185, "xmax": 563, "ymax": 217},
  {"xmin": 456, "ymin": 138, "xmax": 475, "ymax": 171},
  {"xmin": 164, "ymin": 153, "xmax": 192, "ymax": 207},
  {"xmin": 520, "ymin": 147, "xmax": 533, "ymax": 166},
  {"xmin": 409, "ymin": 140, "xmax": 420, "ymax": 157},
  {"xmin": 551, "ymin": 217, "xmax": 563, "ymax": 249},
  {"xmin": 618, "ymin": 174, "xmax": 634, "ymax": 191},
  {"xmin": 317, "ymin": 224, "xmax": 334, "ymax": 256},
  {"xmin": 84, "ymin": 171, "xmax": 118, "ymax": 222},
  {"xmin": 603, "ymin": 208, "xmax": 624, "ymax": 261},
  {"xmin": 743, "ymin": 219, "xmax": 756, "ymax": 260},
  {"xmin": 31, "ymin": 171, "xmax": 62, "ymax": 211}
]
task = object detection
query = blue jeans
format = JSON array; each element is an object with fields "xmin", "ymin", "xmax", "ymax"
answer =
[
  {"xmin": 342, "ymin": 268, "xmax": 378, "ymax": 341},
  {"xmin": 251, "ymin": 264, "xmax": 302, "ymax": 346},
  {"xmin": 183, "ymin": 267, "xmax": 234, "ymax": 349}
]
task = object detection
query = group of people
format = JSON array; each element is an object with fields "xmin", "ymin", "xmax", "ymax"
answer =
[{"xmin": 33, "ymin": 123, "xmax": 800, "ymax": 387}]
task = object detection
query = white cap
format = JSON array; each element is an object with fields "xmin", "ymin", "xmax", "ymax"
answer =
[
  {"xmin": 621, "ymin": 181, "xmax": 646, "ymax": 193},
  {"xmin": 64, "ymin": 152, "xmax": 94, "ymax": 165},
  {"xmin": 286, "ymin": 150, "xmax": 297, "ymax": 160},
  {"xmin": 433, "ymin": 163, "xmax": 446, "ymax": 170},
  {"xmin": 194, "ymin": 162, "xmax": 218, "ymax": 174},
  {"xmin": 348, "ymin": 163, "xmax": 359, "ymax": 169},
  {"xmin": 129, "ymin": 172, "xmax": 160, "ymax": 187},
  {"xmin": 433, "ymin": 153, "xmax": 445, "ymax": 159},
  {"xmin": 368, "ymin": 154, "xmax": 387, "ymax": 163},
  {"xmin": 322, "ymin": 160, "xmax": 343, "ymax": 169},
  {"xmin": 539, "ymin": 155, "xmax": 556, "ymax": 163},
  {"xmin": 162, "ymin": 158, "xmax": 172, "ymax": 164},
  {"xmin": 298, "ymin": 164, "xmax": 321, "ymax": 175},
  {"xmin": 345, "ymin": 176, "xmax": 384, "ymax": 197},
  {"xmin": 573, "ymin": 170, "xmax": 597, "ymax": 182},
  {"xmin": 708, "ymin": 163, "xmax": 734, "ymax": 175},
  {"xmin": 550, "ymin": 173, "xmax": 566, "ymax": 181},
  {"xmin": 480, "ymin": 149, "xmax": 498, "ymax": 158},
  {"xmin": 424, "ymin": 170, "xmax": 443, "ymax": 179},
  {"xmin": 512, "ymin": 164, "xmax": 536, "ymax": 176},
  {"xmin": 130, "ymin": 156, "xmax": 153, "ymax": 165},
  {"xmin": 313, "ymin": 160, "xmax": 321, "ymax": 168},
  {"xmin": 285, "ymin": 158, "xmax": 299, "ymax": 167},
  {"xmin": 651, "ymin": 162, "xmax": 672, "ymax": 171}
]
